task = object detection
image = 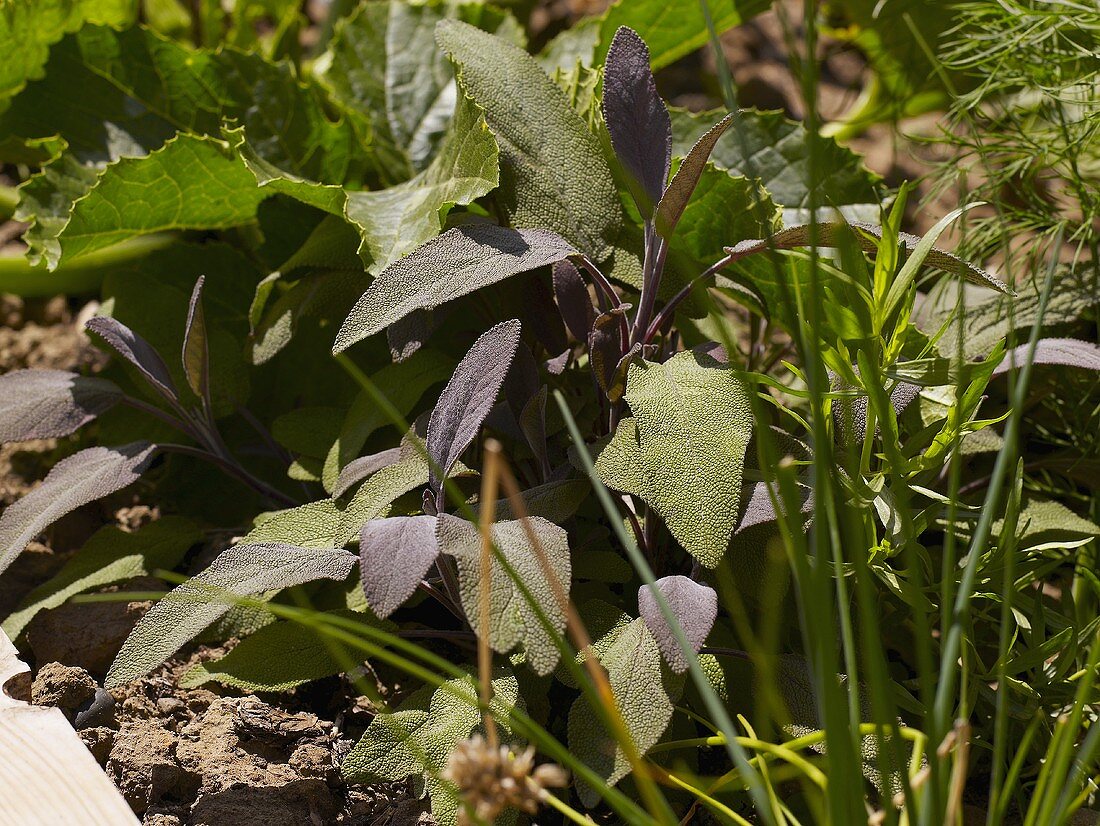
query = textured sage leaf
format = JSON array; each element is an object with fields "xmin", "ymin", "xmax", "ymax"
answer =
[
  {"xmin": 335, "ymin": 225, "xmax": 573, "ymax": 352},
  {"xmin": 342, "ymin": 669, "xmax": 519, "ymax": 825},
  {"xmin": 638, "ymin": 575, "xmax": 718, "ymax": 673},
  {"xmin": 918, "ymin": 264, "xmax": 1094, "ymax": 361},
  {"xmin": 599, "ymin": 351, "xmax": 755, "ymax": 567},
  {"xmin": 334, "ymin": 448, "xmax": 403, "ymax": 499},
  {"xmin": 436, "ymin": 19, "xmax": 622, "ymax": 258},
  {"xmin": 181, "ymin": 276, "xmax": 209, "ymax": 399},
  {"xmin": 321, "ymin": 0, "xmax": 521, "ymax": 172},
  {"xmin": 360, "ymin": 515, "xmax": 439, "ymax": 620},
  {"xmin": 654, "ymin": 112, "xmax": 733, "ymax": 238},
  {"xmin": 552, "ymin": 259, "xmax": 595, "ymax": 344},
  {"xmin": 568, "ymin": 616, "xmax": 677, "ymax": 803},
  {"xmin": 0, "ymin": 442, "xmax": 157, "ymax": 578},
  {"xmin": 725, "ymin": 222, "xmax": 1013, "ymax": 295},
  {"xmin": 993, "ymin": 338, "xmax": 1100, "ymax": 376},
  {"xmin": 994, "ymin": 498, "xmax": 1100, "ymax": 554},
  {"xmin": 0, "ymin": 369, "xmax": 122, "ymax": 443},
  {"xmin": 180, "ymin": 609, "xmax": 393, "ymax": 692},
  {"xmin": 85, "ymin": 316, "xmax": 178, "ymax": 401},
  {"xmin": 2, "ymin": 516, "xmax": 199, "ymax": 639},
  {"xmin": 488, "ymin": 479, "xmax": 590, "ymax": 524},
  {"xmin": 601, "ymin": 26, "xmax": 671, "ymax": 216},
  {"xmin": 342, "ymin": 88, "xmax": 499, "ymax": 272},
  {"xmin": 437, "ymin": 514, "xmax": 571, "ymax": 675},
  {"xmin": 670, "ymin": 108, "xmax": 880, "ymax": 219},
  {"xmin": 106, "ymin": 542, "xmax": 357, "ymax": 687},
  {"xmin": 242, "ymin": 501, "xmax": 345, "ymax": 549},
  {"xmin": 426, "ymin": 319, "xmax": 522, "ymax": 497}
]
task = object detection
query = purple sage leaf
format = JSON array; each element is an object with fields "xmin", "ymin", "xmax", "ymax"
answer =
[
  {"xmin": 426, "ymin": 319, "xmax": 522, "ymax": 498},
  {"xmin": 0, "ymin": 442, "xmax": 158, "ymax": 577},
  {"xmin": 0, "ymin": 369, "xmax": 122, "ymax": 443},
  {"xmin": 637, "ymin": 575, "xmax": 718, "ymax": 673},
  {"xmin": 588, "ymin": 305, "xmax": 631, "ymax": 400},
  {"xmin": 655, "ymin": 112, "xmax": 733, "ymax": 238},
  {"xmin": 86, "ymin": 316, "xmax": 178, "ymax": 401},
  {"xmin": 504, "ymin": 342, "xmax": 540, "ymax": 422},
  {"xmin": 602, "ymin": 26, "xmax": 672, "ymax": 217},
  {"xmin": 182, "ymin": 276, "xmax": 209, "ymax": 399},
  {"xmin": 359, "ymin": 515, "xmax": 439, "ymax": 620},
  {"xmin": 994, "ymin": 337, "xmax": 1100, "ymax": 376},
  {"xmin": 553, "ymin": 259, "xmax": 596, "ymax": 344}
]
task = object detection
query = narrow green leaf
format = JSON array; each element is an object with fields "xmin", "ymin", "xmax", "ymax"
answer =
[{"xmin": 3, "ymin": 516, "xmax": 200, "ymax": 639}]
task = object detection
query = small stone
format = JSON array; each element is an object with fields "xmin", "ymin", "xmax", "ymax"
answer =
[
  {"xmin": 157, "ymin": 697, "xmax": 185, "ymax": 716},
  {"xmin": 31, "ymin": 662, "xmax": 97, "ymax": 717}
]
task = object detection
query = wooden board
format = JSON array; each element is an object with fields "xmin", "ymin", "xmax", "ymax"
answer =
[{"xmin": 0, "ymin": 629, "xmax": 138, "ymax": 825}]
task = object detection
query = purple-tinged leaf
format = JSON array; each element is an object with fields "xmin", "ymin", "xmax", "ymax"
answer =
[
  {"xmin": 427, "ymin": 320, "xmax": 523, "ymax": 499},
  {"xmin": 107, "ymin": 542, "xmax": 357, "ymax": 687},
  {"xmin": 545, "ymin": 350, "xmax": 571, "ymax": 375},
  {"xmin": 504, "ymin": 342, "xmax": 540, "ymax": 422},
  {"xmin": 387, "ymin": 308, "xmax": 439, "ymax": 363},
  {"xmin": 638, "ymin": 575, "xmax": 717, "ymax": 673},
  {"xmin": 86, "ymin": 316, "xmax": 178, "ymax": 401},
  {"xmin": 333, "ymin": 448, "xmax": 403, "ymax": 498},
  {"xmin": 0, "ymin": 369, "xmax": 122, "ymax": 443},
  {"xmin": 602, "ymin": 26, "xmax": 672, "ymax": 217},
  {"xmin": 833, "ymin": 375, "xmax": 921, "ymax": 447},
  {"xmin": 334, "ymin": 225, "xmax": 575, "ymax": 352},
  {"xmin": 724, "ymin": 222, "xmax": 1013, "ymax": 295},
  {"xmin": 588, "ymin": 305, "xmax": 630, "ymax": 400},
  {"xmin": 993, "ymin": 338, "xmax": 1100, "ymax": 376},
  {"xmin": 553, "ymin": 259, "xmax": 596, "ymax": 344},
  {"xmin": 182, "ymin": 276, "xmax": 209, "ymax": 398},
  {"xmin": 654, "ymin": 112, "xmax": 733, "ymax": 238},
  {"xmin": 519, "ymin": 387, "xmax": 551, "ymax": 481},
  {"xmin": 0, "ymin": 442, "xmax": 158, "ymax": 577},
  {"xmin": 524, "ymin": 274, "xmax": 569, "ymax": 363},
  {"xmin": 359, "ymin": 515, "xmax": 439, "ymax": 620}
]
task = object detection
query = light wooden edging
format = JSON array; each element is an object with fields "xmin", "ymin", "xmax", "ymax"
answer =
[{"xmin": 0, "ymin": 628, "xmax": 138, "ymax": 825}]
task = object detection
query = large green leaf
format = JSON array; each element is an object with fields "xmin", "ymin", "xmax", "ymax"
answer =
[
  {"xmin": 343, "ymin": 89, "xmax": 499, "ymax": 272},
  {"xmin": 2, "ymin": 516, "xmax": 200, "ymax": 638},
  {"xmin": 568, "ymin": 615, "xmax": 679, "ymax": 805},
  {"xmin": 47, "ymin": 133, "xmax": 266, "ymax": 264},
  {"xmin": 437, "ymin": 515, "xmax": 571, "ymax": 676},
  {"xmin": 320, "ymin": 0, "xmax": 522, "ymax": 174},
  {"xmin": 0, "ymin": 0, "xmax": 134, "ymax": 112},
  {"xmin": 596, "ymin": 350, "xmax": 755, "ymax": 567},
  {"xmin": 3, "ymin": 25, "xmax": 362, "ymax": 268},
  {"xmin": 342, "ymin": 669, "xmax": 520, "ymax": 826},
  {"xmin": 436, "ymin": 19, "xmax": 622, "ymax": 259},
  {"xmin": 669, "ymin": 108, "xmax": 881, "ymax": 221}
]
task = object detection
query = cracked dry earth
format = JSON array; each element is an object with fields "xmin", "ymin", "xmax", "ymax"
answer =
[
  {"xmin": 1, "ymin": 295, "xmax": 427, "ymax": 825},
  {"xmin": 23, "ymin": 656, "xmax": 429, "ymax": 826}
]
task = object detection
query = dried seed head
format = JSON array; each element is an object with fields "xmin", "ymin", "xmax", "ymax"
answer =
[{"xmin": 444, "ymin": 734, "xmax": 568, "ymax": 825}]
